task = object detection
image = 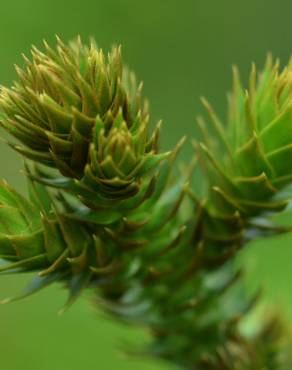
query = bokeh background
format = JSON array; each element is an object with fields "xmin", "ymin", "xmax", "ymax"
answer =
[{"xmin": 0, "ymin": 1, "xmax": 292, "ymax": 369}]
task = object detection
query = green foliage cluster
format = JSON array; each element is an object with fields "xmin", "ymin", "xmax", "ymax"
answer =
[{"xmin": 0, "ymin": 38, "xmax": 291, "ymax": 369}]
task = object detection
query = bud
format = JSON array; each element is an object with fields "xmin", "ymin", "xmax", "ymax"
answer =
[
  {"xmin": 0, "ymin": 37, "xmax": 169, "ymax": 202},
  {"xmin": 83, "ymin": 112, "xmax": 169, "ymax": 199},
  {"xmin": 229, "ymin": 56, "xmax": 292, "ymax": 191},
  {"xmin": 0, "ymin": 179, "xmax": 97, "ymax": 309},
  {"xmin": 197, "ymin": 56, "xmax": 292, "ymax": 220},
  {"xmin": 0, "ymin": 180, "xmax": 45, "ymax": 267},
  {"xmin": 0, "ymin": 37, "xmax": 145, "ymax": 177}
]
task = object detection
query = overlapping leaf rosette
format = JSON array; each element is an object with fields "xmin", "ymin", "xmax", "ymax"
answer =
[
  {"xmin": 194, "ymin": 56, "xmax": 292, "ymax": 255},
  {"xmin": 0, "ymin": 37, "xmax": 169, "ymax": 202},
  {"xmin": 0, "ymin": 178, "xmax": 94, "ymax": 308},
  {"xmin": 0, "ymin": 180, "xmax": 46, "ymax": 267}
]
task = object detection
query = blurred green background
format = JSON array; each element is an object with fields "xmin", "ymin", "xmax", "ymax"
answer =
[{"xmin": 0, "ymin": 1, "xmax": 292, "ymax": 369}]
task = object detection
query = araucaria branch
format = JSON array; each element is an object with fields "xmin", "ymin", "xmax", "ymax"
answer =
[{"xmin": 0, "ymin": 38, "xmax": 291, "ymax": 369}]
